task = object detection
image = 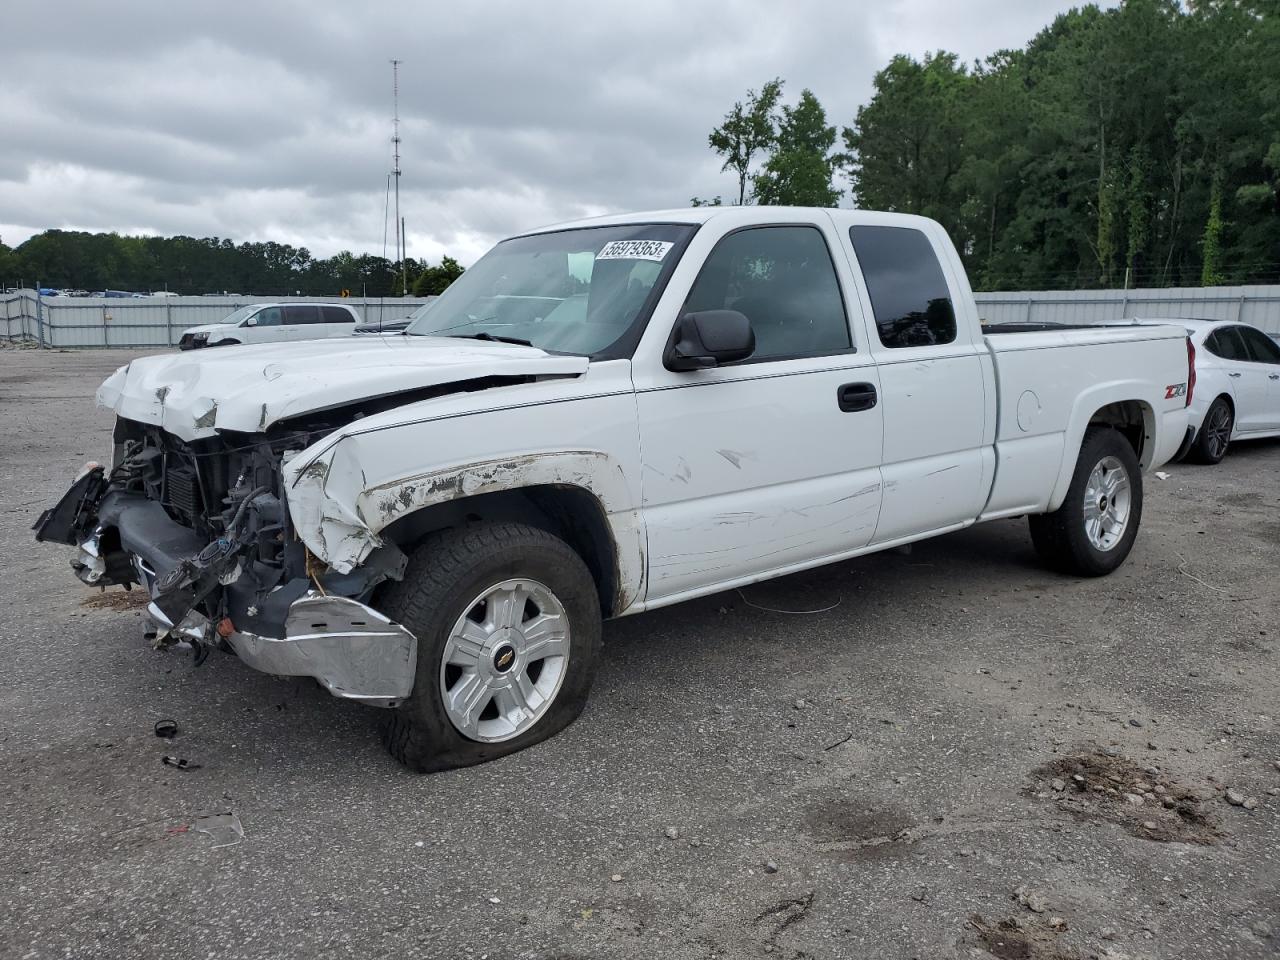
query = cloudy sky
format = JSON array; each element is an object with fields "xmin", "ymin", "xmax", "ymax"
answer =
[{"xmin": 2, "ymin": 1, "xmax": 1103, "ymax": 265}]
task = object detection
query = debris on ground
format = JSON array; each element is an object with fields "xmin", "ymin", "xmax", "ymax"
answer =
[
  {"xmin": 1028, "ymin": 747, "xmax": 1219, "ymax": 844},
  {"xmin": 664, "ymin": 825, "xmax": 680, "ymax": 840},
  {"xmin": 1013, "ymin": 884, "xmax": 1049, "ymax": 913},
  {"xmin": 161, "ymin": 756, "xmax": 201, "ymax": 771},
  {"xmin": 763, "ymin": 861, "xmax": 779, "ymax": 874},
  {"xmin": 968, "ymin": 914, "xmax": 1079, "ymax": 960},
  {"xmin": 153, "ymin": 720, "xmax": 178, "ymax": 739},
  {"xmin": 753, "ymin": 890, "xmax": 815, "ymax": 936},
  {"xmin": 1224, "ymin": 787, "xmax": 1257, "ymax": 809},
  {"xmin": 79, "ymin": 590, "xmax": 150, "ymax": 611},
  {"xmin": 193, "ymin": 812, "xmax": 243, "ymax": 848}
]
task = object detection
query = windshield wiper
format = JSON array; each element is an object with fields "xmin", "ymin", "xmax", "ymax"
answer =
[{"xmin": 446, "ymin": 331, "xmax": 534, "ymax": 347}]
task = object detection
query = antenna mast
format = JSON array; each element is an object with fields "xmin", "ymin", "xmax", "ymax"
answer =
[{"xmin": 390, "ymin": 58, "xmax": 406, "ymax": 295}]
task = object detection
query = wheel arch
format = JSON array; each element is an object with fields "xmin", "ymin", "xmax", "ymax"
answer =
[
  {"xmin": 379, "ymin": 483, "xmax": 627, "ymax": 617},
  {"xmin": 1048, "ymin": 394, "xmax": 1153, "ymax": 512}
]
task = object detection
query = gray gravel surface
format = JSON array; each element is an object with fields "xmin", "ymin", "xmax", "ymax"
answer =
[{"xmin": 2, "ymin": 347, "xmax": 1278, "ymax": 960}]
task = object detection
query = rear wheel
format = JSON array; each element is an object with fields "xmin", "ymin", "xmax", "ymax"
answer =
[
  {"xmin": 1189, "ymin": 396, "xmax": 1232, "ymax": 465},
  {"xmin": 1029, "ymin": 426, "xmax": 1143, "ymax": 576},
  {"xmin": 378, "ymin": 522, "xmax": 602, "ymax": 772}
]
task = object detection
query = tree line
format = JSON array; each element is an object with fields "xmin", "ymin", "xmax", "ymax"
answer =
[
  {"xmin": 0, "ymin": 229, "xmax": 464, "ymax": 298},
  {"xmin": 698, "ymin": 0, "xmax": 1280, "ymax": 290}
]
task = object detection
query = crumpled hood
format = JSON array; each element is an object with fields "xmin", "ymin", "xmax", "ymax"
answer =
[
  {"xmin": 97, "ymin": 336, "xmax": 590, "ymax": 442},
  {"xmin": 181, "ymin": 322, "xmax": 238, "ymax": 336}
]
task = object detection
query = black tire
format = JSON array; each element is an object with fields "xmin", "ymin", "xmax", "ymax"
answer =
[
  {"xmin": 1188, "ymin": 396, "xmax": 1233, "ymax": 465},
  {"xmin": 209, "ymin": 339, "xmax": 241, "ymax": 348},
  {"xmin": 1028, "ymin": 426, "xmax": 1143, "ymax": 576},
  {"xmin": 378, "ymin": 522, "xmax": 602, "ymax": 772}
]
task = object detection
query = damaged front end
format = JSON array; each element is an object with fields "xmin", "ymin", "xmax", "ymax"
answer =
[{"xmin": 34, "ymin": 417, "xmax": 417, "ymax": 706}]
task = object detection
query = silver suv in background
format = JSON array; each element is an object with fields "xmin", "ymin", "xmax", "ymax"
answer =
[{"xmin": 178, "ymin": 302, "xmax": 361, "ymax": 350}]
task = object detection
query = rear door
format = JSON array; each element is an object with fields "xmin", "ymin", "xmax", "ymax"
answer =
[
  {"xmin": 1209, "ymin": 326, "xmax": 1271, "ymax": 432},
  {"xmin": 320, "ymin": 305, "xmax": 358, "ymax": 339},
  {"xmin": 281, "ymin": 305, "xmax": 322, "ymax": 341},
  {"xmin": 633, "ymin": 219, "xmax": 885, "ymax": 604},
  {"xmin": 1238, "ymin": 326, "xmax": 1280, "ymax": 429},
  {"xmin": 838, "ymin": 222, "xmax": 993, "ymax": 544}
]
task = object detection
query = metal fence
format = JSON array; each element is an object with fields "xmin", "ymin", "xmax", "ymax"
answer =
[
  {"xmin": 973, "ymin": 284, "xmax": 1280, "ymax": 334},
  {"xmin": 0, "ymin": 292, "xmax": 433, "ymax": 348},
  {"xmin": 4, "ymin": 284, "xmax": 1280, "ymax": 349}
]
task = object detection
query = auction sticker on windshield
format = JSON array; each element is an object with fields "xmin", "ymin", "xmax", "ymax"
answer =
[{"xmin": 596, "ymin": 240, "xmax": 673, "ymax": 262}]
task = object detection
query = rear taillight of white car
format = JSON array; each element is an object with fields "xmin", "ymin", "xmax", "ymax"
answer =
[{"xmin": 1186, "ymin": 337, "xmax": 1196, "ymax": 407}]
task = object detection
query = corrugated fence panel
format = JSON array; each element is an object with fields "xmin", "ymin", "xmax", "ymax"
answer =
[
  {"xmin": 0, "ymin": 294, "xmax": 432, "ymax": 348},
  {"xmin": 5, "ymin": 286, "xmax": 1279, "ymax": 347},
  {"xmin": 973, "ymin": 285, "xmax": 1280, "ymax": 334}
]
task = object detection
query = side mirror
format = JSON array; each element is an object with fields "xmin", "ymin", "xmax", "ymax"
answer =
[
  {"xmin": 666, "ymin": 310, "xmax": 755, "ymax": 371},
  {"xmin": 244, "ymin": 316, "xmax": 257, "ymax": 327}
]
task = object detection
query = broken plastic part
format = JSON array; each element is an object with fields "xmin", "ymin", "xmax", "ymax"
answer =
[
  {"xmin": 216, "ymin": 617, "xmax": 235, "ymax": 638},
  {"xmin": 161, "ymin": 756, "xmax": 201, "ymax": 771},
  {"xmin": 154, "ymin": 719, "xmax": 178, "ymax": 739},
  {"xmin": 193, "ymin": 812, "xmax": 244, "ymax": 849}
]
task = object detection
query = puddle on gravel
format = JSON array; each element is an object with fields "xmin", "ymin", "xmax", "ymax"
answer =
[
  {"xmin": 1027, "ymin": 747, "xmax": 1219, "ymax": 844},
  {"xmin": 802, "ymin": 800, "xmax": 917, "ymax": 859}
]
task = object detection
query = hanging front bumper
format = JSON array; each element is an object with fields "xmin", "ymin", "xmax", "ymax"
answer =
[{"xmin": 224, "ymin": 593, "xmax": 418, "ymax": 707}]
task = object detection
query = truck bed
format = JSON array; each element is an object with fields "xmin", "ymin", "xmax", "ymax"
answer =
[{"xmin": 979, "ymin": 321, "xmax": 1191, "ymax": 520}]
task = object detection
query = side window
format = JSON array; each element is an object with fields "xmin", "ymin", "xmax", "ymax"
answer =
[
  {"xmin": 252, "ymin": 306, "xmax": 282, "ymax": 327},
  {"xmin": 1239, "ymin": 326, "xmax": 1280, "ymax": 364},
  {"xmin": 284, "ymin": 305, "xmax": 321, "ymax": 325},
  {"xmin": 1207, "ymin": 327, "xmax": 1249, "ymax": 361},
  {"xmin": 322, "ymin": 305, "xmax": 354, "ymax": 324},
  {"xmin": 850, "ymin": 226, "xmax": 957, "ymax": 349},
  {"xmin": 683, "ymin": 226, "xmax": 850, "ymax": 361}
]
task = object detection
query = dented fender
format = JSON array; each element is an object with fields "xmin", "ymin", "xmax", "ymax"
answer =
[{"xmin": 281, "ymin": 402, "xmax": 647, "ymax": 611}]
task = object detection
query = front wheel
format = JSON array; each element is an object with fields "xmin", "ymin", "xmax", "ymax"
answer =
[
  {"xmin": 378, "ymin": 522, "xmax": 602, "ymax": 772},
  {"xmin": 1028, "ymin": 426, "xmax": 1143, "ymax": 576},
  {"xmin": 1188, "ymin": 396, "xmax": 1232, "ymax": 465}
]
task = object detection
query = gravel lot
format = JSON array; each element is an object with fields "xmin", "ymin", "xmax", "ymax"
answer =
[{"xmin": 2, "ymin": 346, "xmax": 1278, "ymax": 960}]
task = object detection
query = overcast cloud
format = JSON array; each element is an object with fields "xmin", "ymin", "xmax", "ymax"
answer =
[{"xmin": 2, "ymin": 0, "xmax": 1104, "ymax": 265}]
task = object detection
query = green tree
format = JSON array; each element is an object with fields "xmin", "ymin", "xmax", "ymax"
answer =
[
  {"xmin": 411, "ymin": 256, "xmax": 465, "ymax": 296},
  {"xmin": 1201, "ymin": 173, "xmax": 1226, "ymax": 285},
  {"xmin": 708, "ymin": 78, "xmax": 783, "ymax": 205},
  {"xmin": 844, "ymin": 52, "xmax": 972, "ymax": 239},
  {"xmin": 752, "ymin": 90, "xmax": 843, "ymax": 207}
]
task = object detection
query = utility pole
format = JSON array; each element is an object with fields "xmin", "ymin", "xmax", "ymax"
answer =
[{"xmin": 391, "ymin": 58, "xmax": 406, "ymax": 297}]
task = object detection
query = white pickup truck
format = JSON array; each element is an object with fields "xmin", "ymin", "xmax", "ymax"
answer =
[{"xmin": 35, "ymin": 207, "xmax": 1194, "ymax": 772}]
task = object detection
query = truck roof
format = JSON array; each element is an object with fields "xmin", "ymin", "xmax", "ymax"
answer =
[{"xmin": 527, "ymin": 206, "xmax": 940, "ymax": 235}]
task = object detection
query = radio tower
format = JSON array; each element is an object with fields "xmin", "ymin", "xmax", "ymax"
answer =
[{"xmin": 391, "ymin": 58, "xmax": 406, "ymax": 296}]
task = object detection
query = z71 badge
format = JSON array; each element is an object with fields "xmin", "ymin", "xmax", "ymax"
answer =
[{"xmin": 1165, "ymin": 383, "xmax": 1187, "ymax": 399}]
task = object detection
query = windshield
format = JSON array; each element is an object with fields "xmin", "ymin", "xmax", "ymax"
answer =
[
  {"xmin": 404, "ymin": 297, "xmax": 439, "ymax": 321},
  {"xmin": 405, "ymin": 223, "xmax": 695, "ymax": 357},
  {"xmin": 217, "ymin": 305, "xmax": 259, "ymax": 325}
]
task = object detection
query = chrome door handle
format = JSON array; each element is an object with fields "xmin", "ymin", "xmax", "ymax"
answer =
[
  {"xmin": 1228, "ymin": 372, "xmax": 1242, "ymax": 378},
  {"xmin": 1270, "ymin": 373, "xmax": 1280, "ymax": 380}
]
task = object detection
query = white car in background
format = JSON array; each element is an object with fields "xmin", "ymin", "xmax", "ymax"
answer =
[
  {"xmin": 1134, "ymin": 318, "xmax": 1280, "ymax": 463},
  {"xmin": 178, "ymin": 302, "xmax": 361, "ymax": 350}
]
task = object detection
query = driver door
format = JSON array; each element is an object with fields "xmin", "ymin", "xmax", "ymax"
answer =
[{"xmin": 633, "ymin": 220, "xmax": 884, "ymax": 605}]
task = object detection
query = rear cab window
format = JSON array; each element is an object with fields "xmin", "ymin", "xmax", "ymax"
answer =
[{"xmin": 849, "ymin": 225, "xmax": 957, "ymax": 349}]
